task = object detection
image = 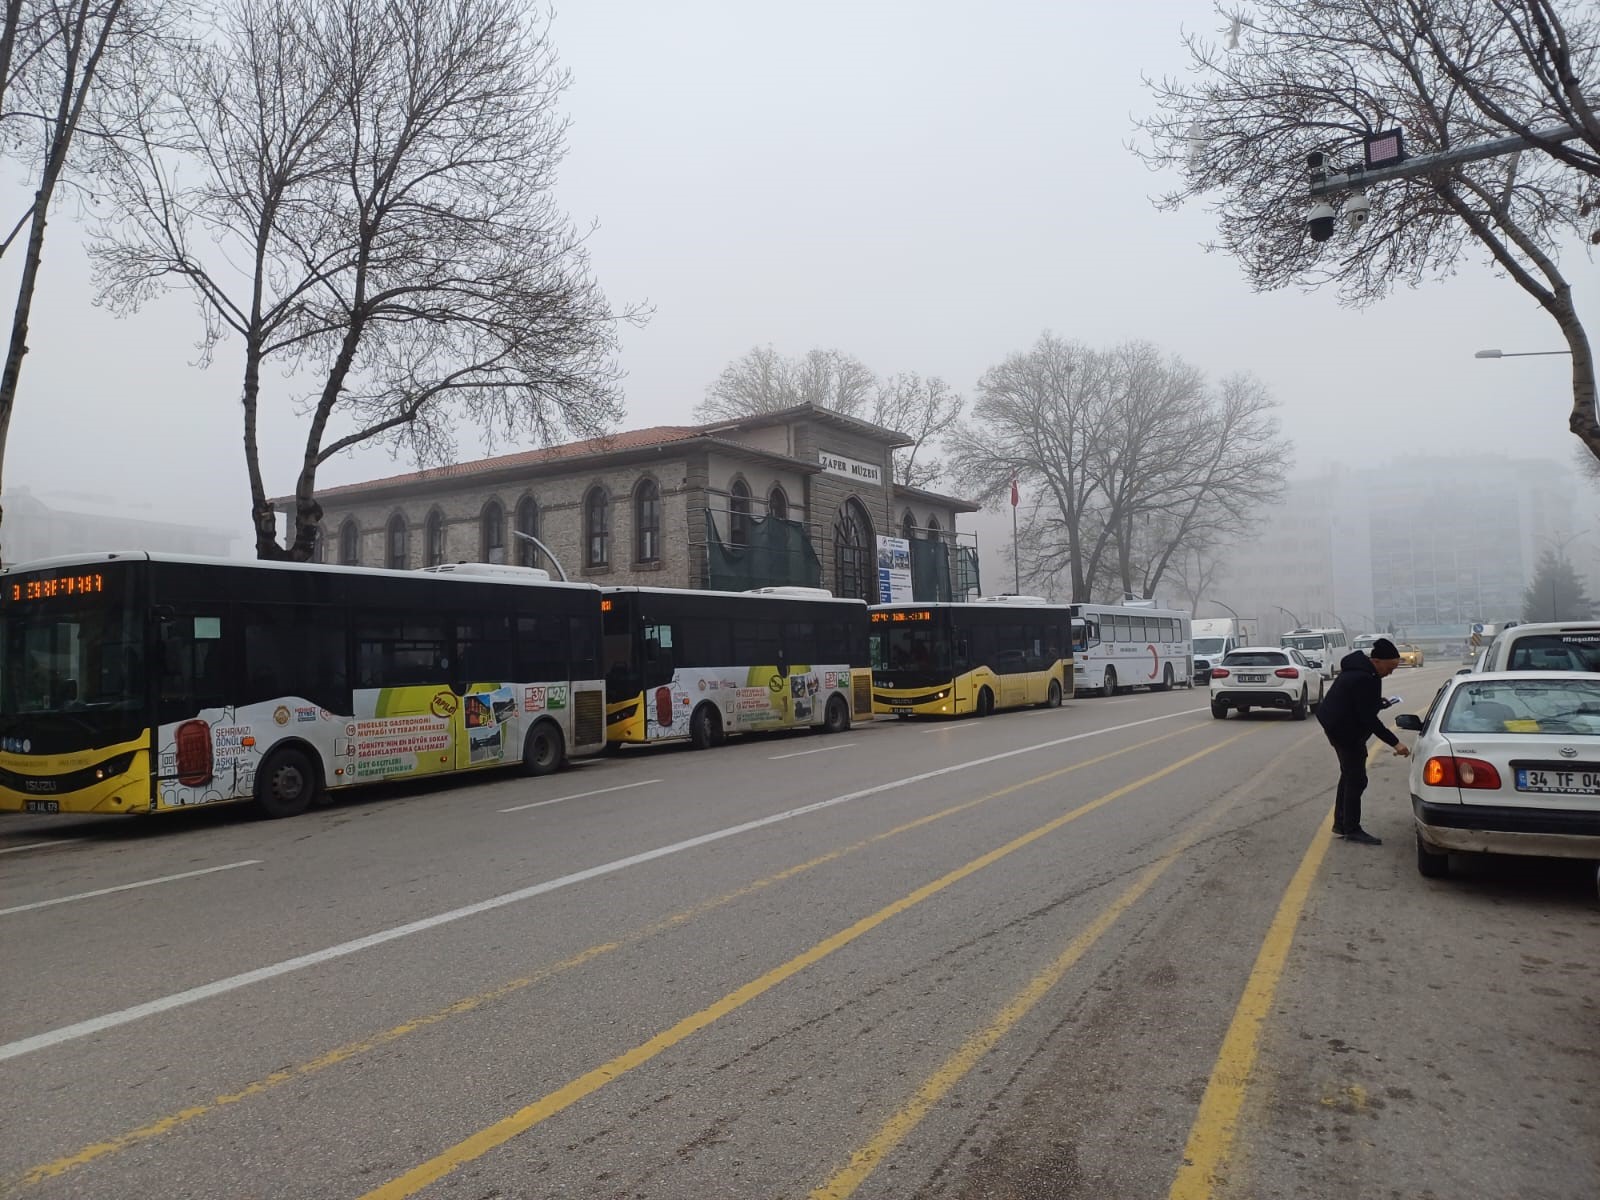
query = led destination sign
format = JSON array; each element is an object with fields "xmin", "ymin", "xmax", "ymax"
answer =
[
  {"xmin": 870, "ymin": 609, "xmax": 933, "ymax": 623},
  {"xmin": 7, "ymin": 571, "xmax": 106, "ymax": 602}
]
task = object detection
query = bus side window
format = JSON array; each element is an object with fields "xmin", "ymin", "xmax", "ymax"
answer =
[{"xmin": 158, "ymin": 612, "xmax": 228, "ymax": 723}]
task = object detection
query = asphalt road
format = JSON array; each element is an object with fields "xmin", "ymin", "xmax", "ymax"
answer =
[{"xmin": 1, "ymin": 665, "xmax": 1596, "ymax": 1200}]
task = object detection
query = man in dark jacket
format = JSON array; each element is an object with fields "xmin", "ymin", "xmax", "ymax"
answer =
[{"xmin": 1316, "ymin": 637, "xmax": 1410, "ymax": 844}]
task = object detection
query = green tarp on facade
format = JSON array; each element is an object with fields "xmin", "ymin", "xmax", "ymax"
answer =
[
  {"xmin": 705, "ymin": 511, "xmax": 822, "ymax": 591},
  {"xmin": 909, "ymin": 537, "xmax": 953, "ymax": 602}
]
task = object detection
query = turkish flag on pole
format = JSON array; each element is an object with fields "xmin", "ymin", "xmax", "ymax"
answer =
[{"xmin": 1010, "ymin": 476, "xmax": 1019, "ymax": 507}]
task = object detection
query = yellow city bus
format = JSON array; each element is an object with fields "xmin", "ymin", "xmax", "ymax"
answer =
[
  {"xmin": 869, "ymin": 596, "xmax": 1074, "ymax": 717},
  {"xmin": 601, "ymin": 586, "xmax": 872, "ymax": 749},
  {"xmin": 0, "ymin": 553, "xmax": 607, "ymax": 819}
]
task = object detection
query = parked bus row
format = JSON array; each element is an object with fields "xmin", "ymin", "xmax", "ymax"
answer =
[{"xmin": 0, "ymin": 553, "xmax": 1192, "ymax": 821}]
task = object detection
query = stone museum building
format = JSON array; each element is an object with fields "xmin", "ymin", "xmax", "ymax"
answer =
[{"xmin": 294, "ymin": 404, "xmax": 982, "ymax": 603}]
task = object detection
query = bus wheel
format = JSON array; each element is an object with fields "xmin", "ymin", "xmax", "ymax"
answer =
[
  {"xmin": 1155, "ymin": 664, "xmax": 1174, "ymax": 692},
  {"xmin": 254, "ymin": 747, "xmax": 317, "ymax": 819},
  {"xmin": 824, "ymin": 694, "xmax": 852, "ymax": 733},
  {"xmin": 1103, "ymin": 667, "xmax": 1118, "ymax": 696},
  {"xmin": 976, "ymin": 688, "xmax": 994, "ymax": 717},
  {"xmin": 1041, "ymin": 680, "xmax": 1062, "ymax": 709},
  {"xmin": 522, "ymin": 720, "xmax": 565, "ymax": 776},
  {"xmin": 690, "ymin": 704, "xmax": 723, "ymax": 750}
]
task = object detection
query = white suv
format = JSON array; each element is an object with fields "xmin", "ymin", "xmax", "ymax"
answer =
[
  {"xmin": 1210, "ymin": 646, "xmax": 1325, "ymax": 721},
  {"xmin": 1477, "ymin": 623, "xmax": 1600, "ymax": 673}
]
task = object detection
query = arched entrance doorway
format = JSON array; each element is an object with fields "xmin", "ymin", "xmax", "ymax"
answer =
[{"xmin": 833, "ymin": 498, "xmax": 875, "ymax": 602}]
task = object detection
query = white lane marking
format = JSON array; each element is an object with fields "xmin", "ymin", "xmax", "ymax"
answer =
[
  {"xmin": 0, "ymin": 840, "xmax": 73, "ymax": 856},
  {"xmin": 769, "ymin": 742, "xmax": 857, "ymax": 760},
  {"xmin": 920, "ymin": 722, "xmax": 981, "ymax": 734},
  {"xmin": 0, "ymin": 705, "xmax": 1206, "ymax": 1063},
  {"xmin": 499, "ymin": 779, "xmax": 661, "ymax": 814},
  {"xmin": 0, "ymin": 861, "xmax": 263, "ymax": 918}
]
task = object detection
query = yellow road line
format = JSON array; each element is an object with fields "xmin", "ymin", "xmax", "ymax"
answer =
[
  {"xmin": 360, "ymin": 732, "xmax": 1255, "ymax": 1200},
  {"xmin": 808, "ymin": 725, "xmax": 1319, "ymax": 1199},
  {"xmin": 1166, "ymin": 726, "xmax": 1414, "ymax": 1197},
  {"xmin": 14, "ymin": 723, "xmax": 1206, "ymax": 1191},
  {"xmin": 1166, "ymin": 814, "xmax": 1335, "ymax": 1199}
]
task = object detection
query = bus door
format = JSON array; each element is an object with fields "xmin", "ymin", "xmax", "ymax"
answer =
[{"xmin": 154, "ymin": 607, "xmax": 235, "ymax": 807}]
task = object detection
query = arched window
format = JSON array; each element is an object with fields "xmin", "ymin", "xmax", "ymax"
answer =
[
  {"xmin": 634, "ymin": 479, "xmax": 662, "ymax": 563},
  {"xmin": 424, "ymin": 510, "xmax": 445, "ymax": 567},
  {"xmin": 834, "ymin": 498, "xmax": 874, "ymax": 602},
  {"xmin": 729, "ymin": 479, "xmax": 752, "ymax": 547},
  {"xmin": 514, "ymin": 496, "xmax": 539, "ymax": 567},
  {"xmin": 584, "ymin": 487, "xmax": 610, "ymax": 567},
  {"xmin": 768, "ymin": 486, "xmax": 788, "ymax": 522},
  {"xmin": 927, "ymin": 514, "xmax": 942, "ymax": 537},
  {"xmin": 339, "ymin": 519, "xmax": 359, "ymax": 566},
  {"xmin": 386, "ymin": 513, "xmax": 409, "ymax": 570},
  {"xmin": 309, "ymin": 525, "xmax": 326, "ymax": 563},
  {"xmin": 901, "ymin": 511, "xmax": 918, "ymax": 541},
  {"xmin": 480, "ymin": 499, "xmax": 505, "ymax": 563}
]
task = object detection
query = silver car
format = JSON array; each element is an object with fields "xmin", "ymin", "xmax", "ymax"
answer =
[{"xmin": 1396, "ymin": 672, "xmax": 1600, "ymax": 879}]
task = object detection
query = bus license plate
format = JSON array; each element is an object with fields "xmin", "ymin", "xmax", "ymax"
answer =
[
  {"xmin": 1516, "ymin": 768, "xmax": 1600, "ymax": 795},
  {"xmin": 25, "ymin": 800, "xmax": 60, "ymax": 813},
  {"xmin": 893, "ymin": 706, "xmax": 912, "ymax": 715}
]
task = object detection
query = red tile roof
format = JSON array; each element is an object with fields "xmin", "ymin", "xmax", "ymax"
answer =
[{"xmin": 311, "ymin": 426, "xmax": 703, "ymax": 501}]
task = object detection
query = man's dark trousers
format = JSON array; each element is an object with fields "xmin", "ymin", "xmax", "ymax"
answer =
[{"xmin": 1330, "ymin": 739, "xmax": 1368, "ymax": 833}]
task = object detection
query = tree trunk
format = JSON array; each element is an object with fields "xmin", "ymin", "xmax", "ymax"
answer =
[{"xmin": 242, "ymin": 338, "xmax": 283, "ymax": 560}]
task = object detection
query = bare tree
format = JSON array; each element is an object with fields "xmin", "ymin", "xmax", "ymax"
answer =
[
  {"xmin": 94, "ymin": 0, "xmax": 639, "ymax": 559},
  {"xmin": 950, "ymin": 335, "xmax": 1111, "ymax": 601},
  {"xmin": 867, "ymin": 372, "xmax": 963, "ymax": 488},
  {"xmin": 0, "ymin": 0, "xmax": 170, "ymax": 558},
  {"xmin": 1168, "ymin": 540, "xmax": 1228, "ymax": 614},
  {"xmin": 952, "ymin": 335, "xmax": 1289, "ymax": 602},
  {"xmin": 1135, "ymin": 0, "xmax": 1600, "ymax": 461},
  {"xmin": 698, "ymin": 345, "xmax": 963, "ymax": 487}
]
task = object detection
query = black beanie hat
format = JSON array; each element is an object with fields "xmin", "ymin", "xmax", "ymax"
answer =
[{"xmin": 1370, "ymin": 637, "xmax": 1401, "ymax": 660}]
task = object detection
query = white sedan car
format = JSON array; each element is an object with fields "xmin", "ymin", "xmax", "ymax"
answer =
[
  {"xmin": 1209, "ymin": 646, "xmax": 1325, "ymax": 720},
  {"xmin": 1396, "ymin": 672, "xmax": 1600, "ymax": 879}
]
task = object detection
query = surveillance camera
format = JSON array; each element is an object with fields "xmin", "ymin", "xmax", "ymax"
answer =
[
  {"xmin": 1307, "ymin": 201, "xmax": 1336, "ymax": 242},
  {"xmin": 1344, "ymin": 190, "xmax": 1371, "ymax": 229}
]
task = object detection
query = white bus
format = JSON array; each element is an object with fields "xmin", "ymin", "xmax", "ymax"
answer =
[
  {"xmin": 1070, "ymin": 603, "xmax": 1192, "ymax": 695},
  {"xmin": 1279, "ymin": 627, "xmax": 1349, "ymax": 679}
]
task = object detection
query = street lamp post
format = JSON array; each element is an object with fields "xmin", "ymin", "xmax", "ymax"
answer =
[
  {"xmin": 510, "ymin": 529, "xmax": 570, "ymax": 582},
  {"xmin": 1274, "ymin": 604, "xmax": 1303, "ymax": 628},
  {"xmin": 1474, "ymin": 348, "xmax": 1572, "ymax": 359},
  {"xmin": 1204, "ymin": 598, "xmax": 1242, "ymax": 621}
]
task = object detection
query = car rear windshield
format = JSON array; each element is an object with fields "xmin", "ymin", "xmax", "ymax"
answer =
[
  {"xmin": 1223, "ymin": 651, "xmax": 1287, "ymax": 667},
  {"xmin": 1503, "ymin": 633, "xmax": 1600, "ymax": 672},
  {"xmin": 1442, "ymin": 679, "xmax": 1600, "ymax": 735}
]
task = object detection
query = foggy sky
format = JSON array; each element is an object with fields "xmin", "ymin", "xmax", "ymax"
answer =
[{"xmin": 2, "ymin": 0, "xmax": 1590, "ymax": 546}]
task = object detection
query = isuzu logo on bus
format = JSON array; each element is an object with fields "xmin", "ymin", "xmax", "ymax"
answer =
[{"xmin": 23, "ymin": 779, "xmax": 57, "ymax": 793}]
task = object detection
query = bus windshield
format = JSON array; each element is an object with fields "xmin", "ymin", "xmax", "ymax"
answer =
[
  {"xmin": 871, "ymin": 626, "xmax": 952, "ymax": 675},
  {"xmin": 1, "ymin": 587, "xmax": 146, "ymax": 748},
  {"xmin": 1281, "ymin": 635, "xmax": 1326, "ymax": 651}
]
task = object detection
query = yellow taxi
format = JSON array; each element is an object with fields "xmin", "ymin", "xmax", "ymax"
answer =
[{"xmin": 1398, "ymin": 643, "xmax": 1425, "ymax": 668}]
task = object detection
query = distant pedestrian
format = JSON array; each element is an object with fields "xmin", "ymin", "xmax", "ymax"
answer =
[{"xmin": 1316, "ymin": 637, "xmax": 1410, "ymax": 844}]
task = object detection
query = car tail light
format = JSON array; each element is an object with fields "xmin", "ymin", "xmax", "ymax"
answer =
[
  {"xmin": 1211, "ymin": 667, "xmax": 1229, "ymax": 678},
  {"xmin": 1422, "ymin": 755, "xmax": 1502, "ymax": 789},
  {"xmin": 1274, "ymin": 667, "xmax": 1299, "ymax": 679}
]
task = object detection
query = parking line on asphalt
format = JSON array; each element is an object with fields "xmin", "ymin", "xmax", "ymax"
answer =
[
  {"xmin": 918, "ymin": 721, "xmax": 981, "ymax": 733},
  {"xmin": 769, "ymin": 743, "xmax": 857, "ymax": 760},
  {"xmin": 498, "ymin": 779, "xmax": 661, "ymax": 813},
  {"xmin": 357, "ymin": 730, "xmax": 1254, "ymax": 1200},
  {"xmin": 0, "ymin": 861, "xmax": 263, "ymax": 918},
  {"xmin": 12, "ymin": 721, "xmax": 1213, "ymax": 1192},
  {"xmin": 0, "ymin": 840, "xmax": 72, "ymax": 855},
  {"xmin": 0, "ymin": 705, "xmax": 1204, "ymax": 1065}
]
